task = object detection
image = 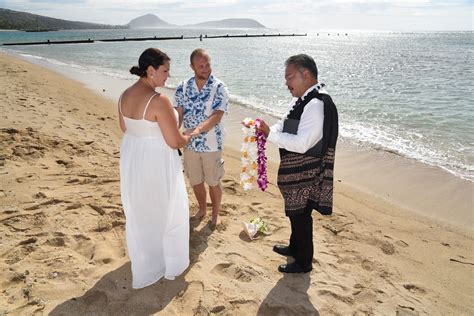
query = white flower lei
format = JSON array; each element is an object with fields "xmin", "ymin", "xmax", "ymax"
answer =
[{"xmin": 240, "ymin": 117, "xmax": 258, "ymax": 191}]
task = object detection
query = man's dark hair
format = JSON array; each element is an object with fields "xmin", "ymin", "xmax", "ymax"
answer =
[{"xmin": 285, "ymin": 54, "xmax": 318, "ymax": 80}]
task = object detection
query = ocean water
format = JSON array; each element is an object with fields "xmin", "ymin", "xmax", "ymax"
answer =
[{"xmin": 1, "ymin": 28, "xmax": 473, "ymax": 181}]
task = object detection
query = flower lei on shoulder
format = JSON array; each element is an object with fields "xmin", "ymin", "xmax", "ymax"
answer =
[{"xmin": 240, "ymin": 117, "xmax": 268, "ymax": 191}]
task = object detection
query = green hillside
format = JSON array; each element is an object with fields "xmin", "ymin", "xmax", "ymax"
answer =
[{"xmin": 0, "ymin": 8, "xmax": 125, "ymax": 31}]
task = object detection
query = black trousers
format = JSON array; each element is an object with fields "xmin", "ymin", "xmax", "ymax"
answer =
[{"xmin": 288, "ymin": 207, "xmax": 313, "ymax": 267}]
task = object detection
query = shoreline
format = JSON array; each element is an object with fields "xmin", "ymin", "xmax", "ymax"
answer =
[
  {"xmin": 3, "ymin": 48, "xmax": 471, "ymax": 181},
  {"xmin": 1, "ymin": 51, "xmax": 473, "ymax": 314},
  {"xmin": 7, "ymin": 50, "xmax": 472, "ymax": 231}
]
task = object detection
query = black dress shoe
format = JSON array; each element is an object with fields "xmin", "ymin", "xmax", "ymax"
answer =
[
  {"xmin": 273, "ymin": 244, "xmax": 295, "ymax": 257},
  {"xmin": 278, "ymin": 262, "xmax": 312, "ymax": 273}
]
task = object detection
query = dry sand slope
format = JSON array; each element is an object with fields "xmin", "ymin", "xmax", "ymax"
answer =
[{"xmin": 0, "ymin": 53, "xmax": 473, "ymax": 315}]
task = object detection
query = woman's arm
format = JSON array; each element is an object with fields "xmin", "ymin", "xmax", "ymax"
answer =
[
  {"xmin": 155, "ymin": 95, "xmax": 190, "ymax": 149},
  {"xmin": 118, "ymin": 105, "xmax": 126, "ymax": 133}
]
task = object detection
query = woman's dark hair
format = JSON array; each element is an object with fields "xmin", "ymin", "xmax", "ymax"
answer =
[
  {"xmin": 285, "ymin": 54, "xmax": 318, "ymax": 80},
  {"xmin": 130, "ymin": 48, "xmax": 170, "ymax": 77}
]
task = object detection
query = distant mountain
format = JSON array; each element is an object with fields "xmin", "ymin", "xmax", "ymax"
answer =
[
  {"xmin": 189, "ymin": 18, "xmax": 265, "ymax": 29},
  {"xmin": 126, "ymin": 15, "xmax": 265, "ymax": 29},
  {"xmin": 0, "ymin": 8, "xmax": 124, "ymax": 30},
  {"xmin": 127, "ymin": 14, "xmax": 175, "ymax": 28},
  {"xmin": 0, "ymin": 9, "xmax": 266, "ymax": 31}
]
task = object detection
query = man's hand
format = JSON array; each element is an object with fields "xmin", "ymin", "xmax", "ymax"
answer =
[
  {"xmin": 241, "ymin": 119, "xmax": 270, "ymax": 137},
  {"xmin": 241, "ymin": 120, "xmax": 252, "ymax": 128},
  {"xmin": 256, "ymin": 120, "xmax": 270, "ymax": 138},
  {"xmin": 184, "ymin": 127, "xmax": 202, "ymax": 137}
]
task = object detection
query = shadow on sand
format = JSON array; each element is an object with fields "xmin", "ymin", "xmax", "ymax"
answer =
[
  {"xmin": 257, "ymin": 273, "xmax": 319, "ymax": 315},
  {"xmin": 50, "ymin": 221, "xmax": 214, "ymax": 315}
]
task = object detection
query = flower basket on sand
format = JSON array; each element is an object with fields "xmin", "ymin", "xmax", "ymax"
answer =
[{"xmin": 242, "ymin": 217, "xmax": 270, "ymax": 240}]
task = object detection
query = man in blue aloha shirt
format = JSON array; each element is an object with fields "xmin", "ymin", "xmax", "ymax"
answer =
[{"xmin": 174, "ymin": 48, "xmax": 229, "ymax": 226}]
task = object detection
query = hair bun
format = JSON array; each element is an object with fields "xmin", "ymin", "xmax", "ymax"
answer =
[{"xmin": 129, "ymin": 66, "xmax": 144, "ymax": 76}]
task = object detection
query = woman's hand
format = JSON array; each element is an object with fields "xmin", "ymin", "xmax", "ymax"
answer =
[{"xmin": 182, "ymin": 134, "xmax": 191, "ymax": 144}]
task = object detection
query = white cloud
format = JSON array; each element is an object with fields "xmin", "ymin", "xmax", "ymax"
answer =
[
  {"xmin": 175, "ymin": 0, "xmax": 240, "ymax": 10},
  {"xmin": 0, "ymin": 0, "xmax": 472, "ymax": 30}
]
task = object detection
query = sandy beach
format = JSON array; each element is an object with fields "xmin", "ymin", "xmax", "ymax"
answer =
[{"xmin": 0, "ymin": 52, "xmax": 473, "ymax": 315}]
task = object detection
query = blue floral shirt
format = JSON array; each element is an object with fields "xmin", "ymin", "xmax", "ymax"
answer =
[{"xmin": 174, "ymin": 75, "xmax": 229, "ymax": 152}]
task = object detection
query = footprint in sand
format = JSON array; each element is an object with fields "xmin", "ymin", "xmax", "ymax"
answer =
[
  {"xmin": 72, "ymin": 237, "xmax": 95, "ymax": 260},
  {"xmin": 317, "ymin": 289, "xmax": 354, "ymax": 304},
  {"xmin": 45, "ymin": 236, "xmax": 66, "ymax": 247},
  {"xmin": 24, "ymin": 198, "xmax": 66, "ymax": 211},
  {"xmin": 2, "ymin": 212, "xmax": 47, "ymax": 232},
  {"xmin": 15, "ymin": 174, "xmax": 34, "ymax": 183},
  {"xmin": 2, "ymin": 242, "xmax": 38, "ymax": 265},
  {"xmin": 177, "ymin": 281, "xmax": 204, "ymax": 314},
  {"xmin": 33, "ymin": 192, "xmax": 47, "ymax": 199},
  {"xmin": 396, "ymin": 305, "xmax": 419, "ymax": 316},
  {"xmin": 65, "ymin": 203, "xmax": 83, "ymax": 211},
  {"xmin": 81, "ymin": 290, "xmax": 109, "ymax": 311},
  {"xmin": 380, "ymin": 241, "xmax": 396, "ymax": 255},
  {"xmin": 337, "ymin": 256, "xmax": 358, "ymax": 266},
  {"xmin": 361, "ymin": 259, "xmax": 377, "ymax": 271},
  {"xmin": 10, "ymin": 270, "xmax": 30, "ymax": 283},
  {"xmin": 212, "ymin": 262, "xmax": 261, "ymax": 283},
  {"xmin": 66, "ymin": 178, "xmax": 80, "ymax": 184},
  {"xmin": 229, "ymin": 299, "xmax": 259, "ymax": 314},
  {"xmin": 214, "ymin": 204, "xmax": 237, "ymax": 220},
  {"xmin": 210, "ymin": 305, "xmax": 226, "ymax": 313},
  {"xmin": 403, "ymin": 283, "xmax": 426, "ymax": 294},
  {"xmin": 395, "ymin": 240, "xmax": 409, "ymax": 248},
  {"xmin": 55, "ymin": 159, "xmax": 75, "ymax": 168},
  {"xmin": 214, "ymin": 220, "xmax": 228, "ymax": 232},
  {"xmin": 352, "ymin": 288, "xmax": 378, "ymax": 303},
  {"xmin": 17, "ymin": 237, "xmax": 38, "ymax": 246},
  {"xmin": 222, "ymin": 178, "xmax": 240, "ymax": 194},
  {"xmin": 93, "ymin": 215, "xmax": 125, "ymax": 232}
]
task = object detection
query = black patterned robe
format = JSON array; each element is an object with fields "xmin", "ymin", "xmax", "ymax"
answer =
[{"xmin": 277, "ymin": 89, "xmax": 338, "ymax": 216}]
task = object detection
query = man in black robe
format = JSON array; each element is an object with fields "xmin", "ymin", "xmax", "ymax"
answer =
[{"xmin": 257, "ymin": 54, "xmax": 338, "ymax": 273}]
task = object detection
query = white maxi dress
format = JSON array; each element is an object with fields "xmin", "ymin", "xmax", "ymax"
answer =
[{"xmin": 119, "ymin": 93, "xmax": 189, "ymax": 289}]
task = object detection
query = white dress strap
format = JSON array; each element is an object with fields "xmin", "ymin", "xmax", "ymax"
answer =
[
  {"xmin": 143, "ymin": 93, "xmax": 159, "ymax": 119},
  {"xmin": 118, "ymin": 93, "xmax": 124, "ymax": 115}
]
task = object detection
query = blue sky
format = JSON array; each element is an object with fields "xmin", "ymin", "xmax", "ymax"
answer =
[{"xmin": 1, "ymin": 0, "xmax": 472, "ymax": 30}]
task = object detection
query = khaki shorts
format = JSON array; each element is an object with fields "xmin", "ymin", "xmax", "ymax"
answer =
[{"xmin": 183, "ymin": 149, "xmax": 224, "ymax": 187}]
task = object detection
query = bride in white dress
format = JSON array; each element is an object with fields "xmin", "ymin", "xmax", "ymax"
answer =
[{"xmin": 118, "ymin": 48, "xmax": 191, "ymax": 289}]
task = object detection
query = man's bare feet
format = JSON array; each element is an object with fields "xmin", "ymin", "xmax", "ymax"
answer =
[
  {"xmin": 209, "ymin": 219, "xmax": 219, "ymax": 230},
  {"xmin": 191, "ymin": 210, "xmax": 206, "ymax": 221},
  {"xmin": 211, "ymin": 212, "xmax": 219, "ymax": 226}
]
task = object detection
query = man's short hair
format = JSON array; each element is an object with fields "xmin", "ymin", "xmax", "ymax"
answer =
[
  {"xmin": 190, "ymin": 48, "xmax": 209, "ymax": 64},
  {"xmin": 285, "ymin": 54, "xmax": 318, "ymax": 80}
]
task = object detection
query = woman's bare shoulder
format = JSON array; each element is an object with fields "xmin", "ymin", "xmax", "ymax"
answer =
[
  {"xmin": 152, "ymin": 93, "xmax": 172, "ymax": 109},
  {"xmin": 155, "ymin": 93, "xmax": 170, "ymax": 101},
  {"xmin": 120, "ymin": 85, "xmax": 143, "ymax": 103},
  {"xmin": 121, "ymin": 84, "xmax": 137, "ymax": 97}
]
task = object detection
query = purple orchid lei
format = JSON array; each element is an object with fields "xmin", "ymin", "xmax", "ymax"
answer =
[{"xmin": 254, "ymin": 119, "xmax": 268, "ymax": 191}]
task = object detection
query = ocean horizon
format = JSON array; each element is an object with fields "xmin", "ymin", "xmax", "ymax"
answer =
[{"xmin": 1, "ymin": 28, "xmax": 472, "ymax": 181}]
